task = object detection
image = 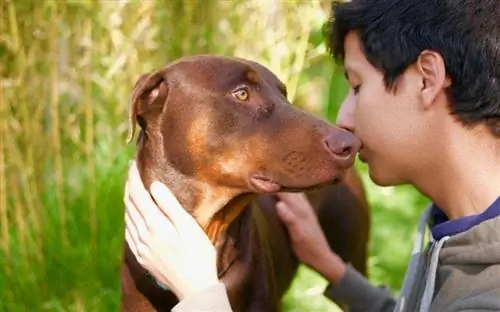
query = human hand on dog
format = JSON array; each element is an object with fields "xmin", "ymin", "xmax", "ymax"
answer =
[
  {"xmin": 275, "ymin": 192, "xmax": 347, "ymax": 285},
  {"xmin": 124, "ymin": 161, "xmax": 220, "ymax": 300}
]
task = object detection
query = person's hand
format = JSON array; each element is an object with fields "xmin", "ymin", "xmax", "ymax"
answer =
[
  {"xmin": 124, "ymin": 161, "xmax": 220, "ymax": 299},
  {"xmin": 275, "ymin": 192, "xmax": 346, "ymax": 284}
]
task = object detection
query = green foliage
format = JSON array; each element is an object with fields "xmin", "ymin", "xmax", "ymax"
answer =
[{"xmin": 0, "ymin": 1, "xmax": 429, "ymax": 311}]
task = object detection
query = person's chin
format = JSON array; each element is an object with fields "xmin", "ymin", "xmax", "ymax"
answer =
[{"xmin": 367, "ymin": 166, "xmax": 402, "ymax": 187}]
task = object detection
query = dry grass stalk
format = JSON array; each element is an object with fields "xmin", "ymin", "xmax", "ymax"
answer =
[
  {"xmin": 0, "ymin": 79, "xmax": 8, "ymax": 257},
  {"xmin": 48, "ymin": 1, "xmax": 69, "ymax": 248},
  {"xmin": 83, "ymin": 16, "xmax": 97, "ymax": 252}
]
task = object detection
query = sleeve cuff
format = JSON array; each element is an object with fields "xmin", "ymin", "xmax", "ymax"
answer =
[
  {"xmin": 172, "ymin": 282, "xmax": 233, "ymax": 312},
  {"xmin": 323, "ymin": 264, "xmax": 396, "ymax": 312}
]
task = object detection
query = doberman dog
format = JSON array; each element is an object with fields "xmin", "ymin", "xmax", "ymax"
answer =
[{"xmin": 121, "ymin": 55, "xmax": 371, "ymax": 312}]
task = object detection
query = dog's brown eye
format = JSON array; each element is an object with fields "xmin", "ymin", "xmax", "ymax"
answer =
[{"xmin": 232, "ymin": 88, "xmax": 249, "ymax": 101}]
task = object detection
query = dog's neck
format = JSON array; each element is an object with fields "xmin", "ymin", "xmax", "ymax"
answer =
[
  {"xmin": 130, "ymin": 135, "xmax": 276, "ymax": 311},
  {"xmin": 135, "ymin": 138, "xmax": 254, "ymax": 243}
]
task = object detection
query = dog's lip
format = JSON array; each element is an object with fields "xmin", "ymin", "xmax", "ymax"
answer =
[
  {"xmin": 248, "ymin": 171, "xmax": 344, "ymax": 194},
  {"xmin": 248, "ymin": 174, "xmax": 282, "ymax": 193}
]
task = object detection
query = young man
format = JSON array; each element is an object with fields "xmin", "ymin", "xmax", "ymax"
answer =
[{"xmin": 124, "ymin": 0, "xmax": 500, "ymax": 311}]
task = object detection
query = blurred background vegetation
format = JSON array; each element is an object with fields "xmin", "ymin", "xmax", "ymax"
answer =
[{"xmin": 0, "ymin": 0, "xmax": 430, "ymax": 311}]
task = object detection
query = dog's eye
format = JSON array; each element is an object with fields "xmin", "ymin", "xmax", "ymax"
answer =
[{"xmin": 232, "ymin": 87, "xmax": 249, "ymax": 101}]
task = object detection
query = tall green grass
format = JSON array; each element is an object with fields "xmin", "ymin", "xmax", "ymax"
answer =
[{"xmin": 0, "ymin": 1, "xmax": 429, "ymax": 311}]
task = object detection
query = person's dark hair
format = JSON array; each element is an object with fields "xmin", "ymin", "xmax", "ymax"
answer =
[{"xmin": 323, "ymin": 0, "xmax": 500, "ymax": 136}]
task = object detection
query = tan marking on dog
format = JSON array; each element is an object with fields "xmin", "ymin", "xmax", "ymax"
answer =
[
  {"xmin": 246, "ymin": 70, "xmax": 261, "ymax": 85},
  {"xmin": 204, "ymin": 194, "xmax": 255, "ymax": 244}
]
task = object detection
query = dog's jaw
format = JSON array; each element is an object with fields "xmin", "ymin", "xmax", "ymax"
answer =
[
  {"xmin": 133, "ymin": 140, "xmax": 263, "ymax": 311},
  {"xmin": 135, "ymin": 138, "xmax": 252, "ymax": 241}
]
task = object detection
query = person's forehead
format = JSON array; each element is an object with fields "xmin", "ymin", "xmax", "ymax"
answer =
[{"xmin": 343, "ymin": 33, "xmax": 373, "ymax": 76}]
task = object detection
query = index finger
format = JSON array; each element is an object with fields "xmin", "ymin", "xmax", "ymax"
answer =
[
  {"xmin": 127, "ymin": 160, "xmax": 170, "ymax": 231},
  {"xmin": 275, "ymin": 192, "xmax": 313, "ymax": 218},
  {"xmin": 149, "ymin": 181, "xmax": 198, "ymax": 231},
  {"xmin": 276, "ymin": 192, "xmax": 308, "ymax": 205}
]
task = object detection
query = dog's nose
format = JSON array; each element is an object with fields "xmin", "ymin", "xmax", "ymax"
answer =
[{"xmin": 323, "ymin": 130, "xmax": 361, "ymax": 168}]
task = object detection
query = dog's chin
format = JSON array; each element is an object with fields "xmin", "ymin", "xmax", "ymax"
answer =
[{"xmin": 248, "ymin": 172, "xmax": 344, "ymax": 194}]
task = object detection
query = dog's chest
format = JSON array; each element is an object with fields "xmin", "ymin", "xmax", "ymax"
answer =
[{"xmin": 219, "ymin": 206, "xmax": 284, "ymax": 312}]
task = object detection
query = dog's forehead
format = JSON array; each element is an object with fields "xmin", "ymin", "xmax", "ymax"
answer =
[{"xmin": 168, "ymin": 56, "xmax": 285, "ymax": 92}]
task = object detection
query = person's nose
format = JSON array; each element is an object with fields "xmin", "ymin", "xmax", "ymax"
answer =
[{"xmin": 336, "ymin": 89, "xmax": 356, "ymax": 133}]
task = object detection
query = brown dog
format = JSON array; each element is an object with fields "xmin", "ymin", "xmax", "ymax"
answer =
[{"xmin": 121, "ymin": 55, "xmax": 370, "ymax": 312}]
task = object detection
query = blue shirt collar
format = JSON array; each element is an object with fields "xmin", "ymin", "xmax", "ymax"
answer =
[{"xmin": 431, "ymin": 197, "xmax": 500, "ymax": 240}]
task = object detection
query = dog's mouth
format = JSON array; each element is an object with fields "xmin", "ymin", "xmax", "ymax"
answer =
[
  {"xmin": 249, "ymin": 174, "xmax": 282, "ymax": 193},
  {"xmin": 248, "ymin": 172, "xmax": 343, "ymax": 194}
]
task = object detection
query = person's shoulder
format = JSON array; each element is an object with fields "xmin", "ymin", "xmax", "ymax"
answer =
[
  {"xmin": 436, "ymin": 289, "xmax": 500, "ymax": 312},
  {"xmin": 432, "ymin": 264, "xmax": 500, "ymax": 312}
]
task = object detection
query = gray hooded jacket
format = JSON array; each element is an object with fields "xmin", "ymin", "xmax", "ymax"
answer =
[{"xmin": 325, "ymin": 203, "xmax": 500, "ymax": 312}]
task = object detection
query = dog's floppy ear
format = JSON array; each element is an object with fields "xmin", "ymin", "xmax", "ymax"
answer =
[{"xmin": 127, "ymin": 70, "xmax": 168, "ymax": 143}]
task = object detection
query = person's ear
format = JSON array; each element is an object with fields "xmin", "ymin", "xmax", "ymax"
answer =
[{"xmin": 416, "ymin": 50, "xmax": 451, "ymax": 109}]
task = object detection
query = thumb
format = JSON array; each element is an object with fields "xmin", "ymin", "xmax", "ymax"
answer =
[
  {"xmin": 276, "ymin": 201, "xmax": 302, "ymax": 236},
  {"xmin": 276, "ymin": 202, "xmax": 303, "ymax": 241}
]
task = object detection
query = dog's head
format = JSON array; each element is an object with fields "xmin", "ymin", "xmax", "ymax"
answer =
[{"xmin": 128, "ymin": 55, "xmax": 360, "ymax": 216}]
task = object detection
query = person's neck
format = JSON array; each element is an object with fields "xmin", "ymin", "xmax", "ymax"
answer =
[{"xmin": 414, "ymin": 122, "xmax": 500, "ymax": 220}]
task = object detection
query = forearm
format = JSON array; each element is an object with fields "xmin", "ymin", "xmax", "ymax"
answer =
[{"xmin": 323, "ymin": 264, "xmax": 397, "ymax": 312}]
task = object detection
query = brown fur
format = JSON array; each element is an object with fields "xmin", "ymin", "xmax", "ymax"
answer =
[{"xmin": 121, "ymin": 55, "xmax": 371, "ymax": 312}]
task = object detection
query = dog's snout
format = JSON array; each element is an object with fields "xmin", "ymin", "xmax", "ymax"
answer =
[{"xmin": 323, "ymin": 130, "xmax": 360, "ymax": 168}]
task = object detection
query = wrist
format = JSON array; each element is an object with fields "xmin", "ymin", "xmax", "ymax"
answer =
[
  {"xmin": 178, "ymin": 275, "xmax": 221, "ymax": 300},
  {"xmin": 314, "ymin": 250, "xmax": 346, "ymax": 285}
]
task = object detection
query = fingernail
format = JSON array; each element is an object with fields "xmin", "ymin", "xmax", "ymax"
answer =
[
  {"xmin": 150, "ymin": 181, "xmax": 170, "ymax": 196},
  {"xmin": 150, "ymin": 181, "xmax": 162, "ymax": 193},
  {"xmin": 276, "ymin": 202, "xmax": 286, "ymax": 214}
]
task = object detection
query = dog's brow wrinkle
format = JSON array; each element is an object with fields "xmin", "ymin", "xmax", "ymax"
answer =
[{"xmin": 246, "ymin": 70, "xmax": 261, "ymax": 85}]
